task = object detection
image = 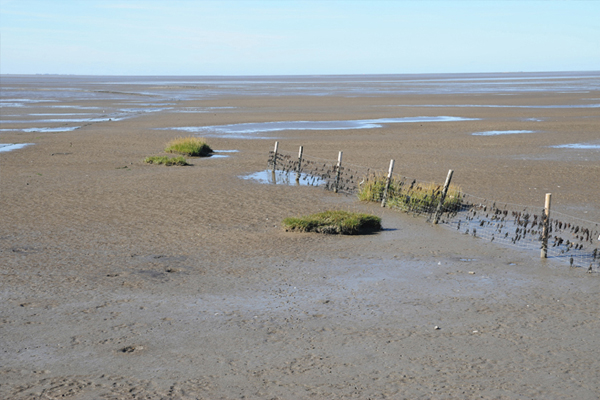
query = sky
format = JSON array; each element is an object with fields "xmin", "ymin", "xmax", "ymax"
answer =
[{"xmin": 1, "ymin": 0, "xmax": 599, "ymax": 76}]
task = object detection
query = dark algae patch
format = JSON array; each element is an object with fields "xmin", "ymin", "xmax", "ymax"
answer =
[{"xmin": 283, "ymin": 210, "xmax": 382, "ymax": 235}]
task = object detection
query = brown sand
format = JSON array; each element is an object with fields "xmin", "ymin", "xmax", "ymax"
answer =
[{"xmin": 1, "ymin": 92, "xmax": 600, "ymax": 399}]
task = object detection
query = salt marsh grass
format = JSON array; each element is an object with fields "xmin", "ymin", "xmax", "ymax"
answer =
[
  {"xmin": 358, "ymin": 175, "xmax": 462, "ymax": 213},
  {"xmin": 165, "ymin": 137, "xmax": 212, "ymax": 157},
  {"xmin": 144, "ymin": 156, "xmax": 189, "ymax": 166},
  {"xmin": 283, "ymin": 210, "xmax": 382, "ymax": 235}
]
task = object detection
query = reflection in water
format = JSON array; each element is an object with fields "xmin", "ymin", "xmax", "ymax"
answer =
[{"xmin": 241, "ymin": 170, "xmax": 327, "ymax": 186}]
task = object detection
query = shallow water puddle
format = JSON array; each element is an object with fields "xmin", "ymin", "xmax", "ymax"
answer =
[
  {"xmin": 48, "ymin": 105, "xmax": 102, "ymax": 110},
  {"xmin": 0, "ymin": 143, "xmax": 34, "ymax": 152},
  {"xmin": 391, "ymin": 104, "xmax": 600, "ymax": 109},
  {"xmin": 162, "ymin": 116, "xmax": 479, "ymax": 138},
  {"xmin": 116, "ymin": 102, "xmax": 177, "ymax": 106},
  {"xmin": 242, "ymin": 170, "xmax": 326, "ymax": 186},
  {"xmin": 117, "ymin": 108, "xmax": 173, "ymax": 114},
  {"xmin": 1, "ymin": 117, "xmax": 126, "ymax": 123},
  {"xmin": 551, "ymin": 143, "xmax": 600, "ymax": 149},
  {"xmin": 171, "ymin": 106, "xmax": 237, "ymax": 113},
  {"xmin": 472, "ymin": 130, "xmax": 536, "ymax": 136},
  {"xmin": 29, "ymin": 113, "xmax": 97, "ymax": 116},
  {"xmin": 208, "ymin": 150, "xmax": 238, "ymax": 158},
  {"xmin": 0, "ymin": 99, "xmax": 57, "ymax": 108},
  {"xmin": 0, "ymin": 127, "xmax": 81, "ymax": 133}
]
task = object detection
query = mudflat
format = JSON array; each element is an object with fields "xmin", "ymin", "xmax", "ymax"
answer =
[{"xmin": 1, "ymin": 76, "xmax": 600, "ymax": 399}]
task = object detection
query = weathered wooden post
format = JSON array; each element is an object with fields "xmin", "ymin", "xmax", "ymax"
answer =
[
  {"xmin": 271, "ymin": 141, "xmax": 279, "ymax": 184},
  {"xmin": 271, "ymin": 141, "xmax": 279, "ymax": 169},
  {"xmin": 334, "ymin": 151, "xmax": 343, "ymax": 193},
  {"xmin": 433, "ymin": 169, "xmax": 454, "ymax": 224},
  {"xmin": 296, "ymin": 145, "xmax": 303, "ymax": 184},
  {"xmin": 541, "ymin": 193, "xmax": 552, "ymax": 258},
  {"xmin": 381, "ymin": 159, "xmax": 395, "ymax": 207}
]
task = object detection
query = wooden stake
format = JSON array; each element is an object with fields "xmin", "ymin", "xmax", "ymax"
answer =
[
  {"xmin": 381, "ymin": 159, "xmax": 395, "ymax": 208},
  {"xmin": 433, "ymin": 169, "xmax": 454, "ymax": 224},
  {"xmin": 334, "ymin": 151, "xmax": 343, "ymax": 193},
  {"xmin": 270, "ymin": 141, "xmax": 279, "ymax": 184},
  {"xmin": 272, "ymin": 141, "xmax": 279, "ymax": 169},
  {"xmin": 296, "ymin": 145, "xmax": 303, "ymax": 183},
  {"xmin": 541, "ymin": 193, "xmax": 552, "ymax": 258}
]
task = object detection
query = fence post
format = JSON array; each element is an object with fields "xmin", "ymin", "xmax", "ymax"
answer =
[
  {"xmin": 271, "ymin": 141, "xmax": 279, "ymax": 169},
  {"xmin": 296, "ymin": 145, "xmax": 303, "ymax": 184},
  {"xmin": 541, "ymin": 193, "xmax": 552, "ymax": 258},
  {"xmin": 271, "ymin": 141, "xmax": 279, "ymax": 184},
  {"xmin": 334, "ymin": 151, "xmax": 343, "ymax": 193},
  {"xmin": 381, "ymin": 159, "xmax": 395, "ymax": 207},
  {"xmin": 433, "ymin": 169, "xmax": 454, "ymax": 224}
]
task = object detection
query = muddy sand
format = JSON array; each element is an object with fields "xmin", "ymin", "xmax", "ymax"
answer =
[{"xmin": 1, "ymin": 91, "xmax": 600, "ymax": 399}]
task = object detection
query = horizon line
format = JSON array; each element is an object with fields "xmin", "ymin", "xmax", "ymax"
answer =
[{"xmin": 1, "ymin": 70, "xmax": 599, "ymax": 78}]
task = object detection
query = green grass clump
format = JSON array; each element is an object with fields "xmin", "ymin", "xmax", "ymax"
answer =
[
  {"xmin": 283, "ymin": 210, "xmax": 382, "ymax": 235},
  {"xmin": 144, "ymin": 156, "xmax": 189, "ymax": 166},
  {"xmin": 358, "ymin": 175, "xmax": 462, "ymax": 213},
  {"xmin": 165, "ymin": 136, "xmax": 212, "ymax": 157},
  {"xmin": 357, "ymin": 174, "xmax": 390, "ymax": 202}
]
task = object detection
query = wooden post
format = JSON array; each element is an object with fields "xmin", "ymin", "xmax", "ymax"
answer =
[
  {"xmin": 433, "ymin": 169, "xmax": 454, "ymax": 224},
  {"xmin": 541, "ymin": 193, "xmax": 552, "ymax": 258},
  {"xmin": 271, "ymin": 141, "xmax": 279, "ymax": 184},
  {"xmin": 272, "ymin": 141, "xmax": 279, "ymax": 169},
  {"xmin": 381, "ymin": 159, "xmax": 395, "ymax": 207},
  {"xmin": 334, "ymin": 151, "xmax": 343, "ymax": 193},
  {"xmin": 296, "ymin": 145, "xmax": 303, "ymax": 184}
]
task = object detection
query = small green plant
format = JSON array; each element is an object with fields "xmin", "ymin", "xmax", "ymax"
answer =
[
  {"xmin": 165, "ymin": 137, "xmax": 212, "ymax": 157},
  {"xmin": 283, "ymin": 210, "xmax": 382, "ymax": 235},
  {"xmin": 144, "ymin": 156, "xmax": 189, "ymax": 166},
  {"xmin": 358, "ymin": 175, "xmax": 462, "ymax": 213},
  {"xmin": 357, "ymin": 174, "xmax": 390, "ymax": 202}
]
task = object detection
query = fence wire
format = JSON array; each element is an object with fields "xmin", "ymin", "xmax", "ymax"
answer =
[
  {"xmin": 267, "ymin": 148, "xmax": 600, "ymax": 272},
  {"xmin": 268, "ymin": 149, "xmax": 384, "ymax": 193},
  {"xmin": 439, "ymin": 194, "xmax": 600, "ymax": 271}
]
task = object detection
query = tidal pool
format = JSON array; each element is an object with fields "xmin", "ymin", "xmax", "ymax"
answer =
[
  {"xmin": 164, "ymin": 116, "xmax": 479, "ymax": 139},
  {"xmin": 391, "ymin": 104, "xmax": 600, "ymax": 109},
  {"xmin": 0, "ymin": 127, "xmax": 81, "ymax": 133},
  {"xmin": 0, "ymin": 143, "xmax": 34, "ymax": 152},
  {"xmin": 472, "ymin": 130, "xmax": 536, "ymax": 136},
  {"xmin": 551, "ymin": 143, "xmax": 600, "ymax": 149},
  {"xmin": 242, "ymin": 170, "xmax": 327, "ymax": 186}
]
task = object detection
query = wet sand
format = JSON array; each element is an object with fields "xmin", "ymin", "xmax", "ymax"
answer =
[{"xmin": 1, "ymin": 89, "xmax": 600, "ymax": 399}]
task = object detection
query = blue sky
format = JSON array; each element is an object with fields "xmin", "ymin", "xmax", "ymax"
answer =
[{"xmin": 1, "ymin": 0, "xmax": 598, "ymax": 75}]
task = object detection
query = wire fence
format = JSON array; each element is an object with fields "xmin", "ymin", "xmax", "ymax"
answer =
[
  {"xmin": 439, "ymin": 194, "xmax": 600, "ymax": 271},
  {"xmin": 268, "ymin": 148, "xmax": 381, "ymax": 194},
  {"xmin": 267, "ymin": 145, "xmax": 600, "ymax": 272}
]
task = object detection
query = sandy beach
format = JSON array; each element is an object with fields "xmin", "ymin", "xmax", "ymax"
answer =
[{"xmin": 1, "ymin": 75, "xmax": 600, "ymax": 399}]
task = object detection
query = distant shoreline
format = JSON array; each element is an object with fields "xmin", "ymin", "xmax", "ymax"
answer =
[{"xmin": 2, "ymin": 70, "xmax": 600, "ymax": 79}]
